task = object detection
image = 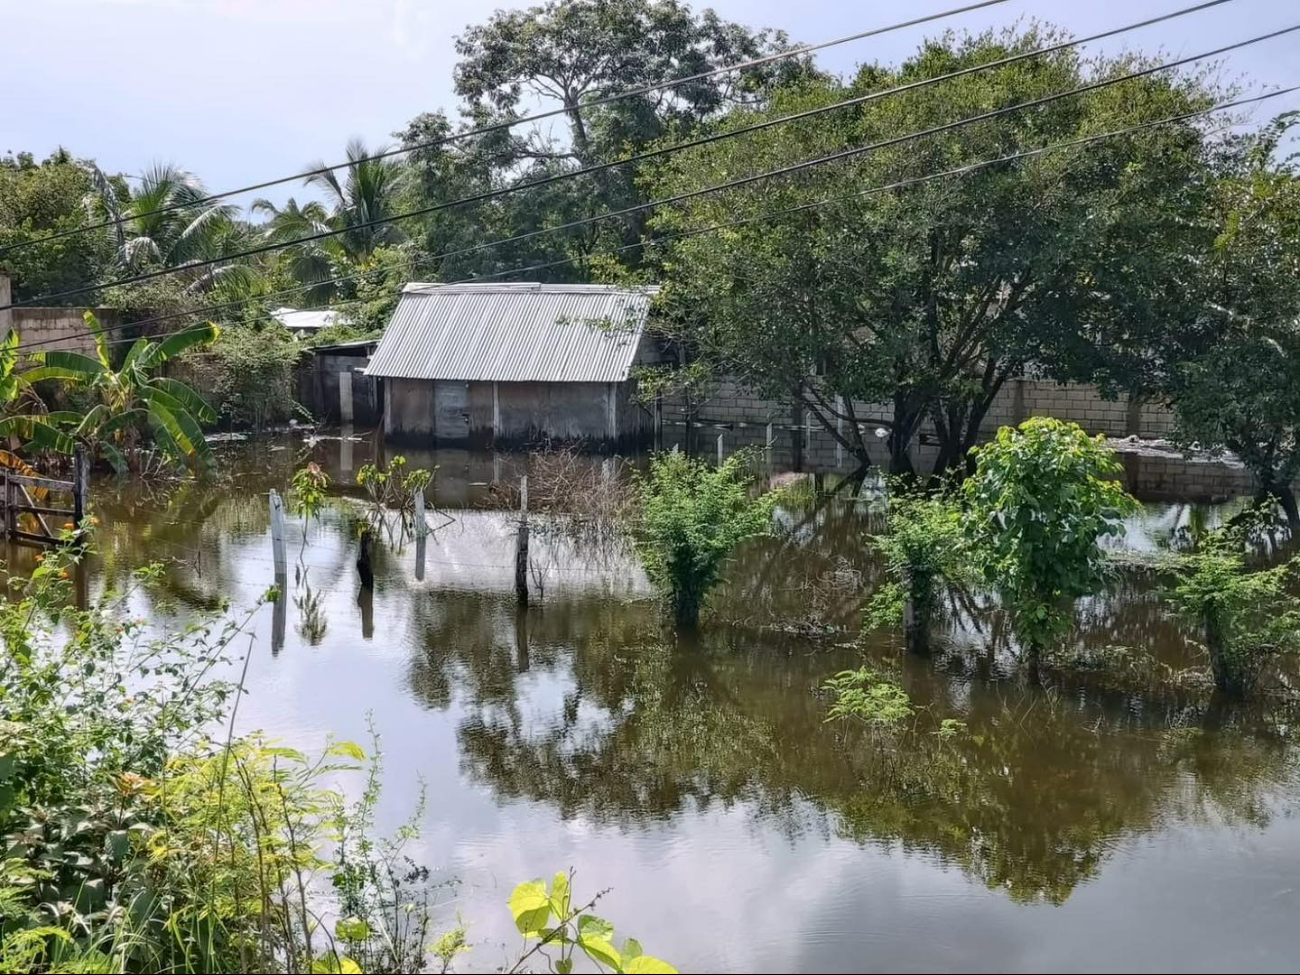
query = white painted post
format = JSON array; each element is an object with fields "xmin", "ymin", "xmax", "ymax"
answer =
[
  {"xmin": 716, "ymin": 432, "xmax": 725, "ymax": 466},
  {"xmin": 339, "ymin": 371, "xmax": 354, "ymax": 424},
  {"xmin": 492, "ymin": 381, "xmax": 501, "ymax": 444},
  {"xmin": 602, "ymin": 457, "xmax": 614, "ymax": 481},
  {"xmin": 414, "ymin": 533, "xmax": 427, "ymax": 582},
  {"xmin": 606, "ymin": 383, "xmax": 618, "ymax": 443},
  {"xmin": 765, "ymin": 422, "xmax": 774, "ymax": 474},
  {"xmin": 268, "ymin": 489, "xmax": 287, "ymax": 580}
]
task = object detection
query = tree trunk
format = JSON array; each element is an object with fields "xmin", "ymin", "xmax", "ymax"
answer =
[{"xmin": 1205, "ymin": 606, "xmax": 1244, "ymax": 696}]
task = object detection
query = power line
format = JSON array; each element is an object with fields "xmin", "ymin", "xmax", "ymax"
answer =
[
  {"xmin": 1, "ymin": 2, "xmax": 1264, "ymax": 315},
  {"xmin": 0, "ymin": 0, "xmax": 1011, "ymax": 259},
  {"xmin": 8, "ymin": 20, "xmax": 1293, "ymax": 343},
  {"xmin": 82, "ymin": 86, "xmax": 1299, "ymax": 354}
]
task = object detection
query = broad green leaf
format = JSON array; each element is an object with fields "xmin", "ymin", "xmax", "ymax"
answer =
[
  {"xmin": 557, "ymin": 958, "xmax": 574, "ymax": 975},
  {"xmin": 33, "ymin": 349, "xmax": 108, "ymax": 379},
  {"xmin": 622, "ymin": 938, "xmax": 643, "ymax": 961},
  {"xmin": 549, "ymin": 870, "xmax": 571, "ymax": 918},
  {"xmin": 327, "ymin": 741, "xmax": 366, "ymax": 762},
  {"xmin": 509, "ymin": 880, "xmax": 551, "ymax": 936},
  {"xmin": 578, "ymin": 932, "xmax": 621, "ymax": 971},
  {"xmin": 152, "ymin": 376, "xmax": 218, "ymax": 423},
  {"xmin": 144, "ymin": 323, "xmax": 221, "ymax": 366},
  {"xmin": 334, "ymin": 916, "xmax": 369, "ymax": 942},
  {"xmin": 624, "ymin": 955, "xmax": 678, "ymax": 973},
  {"xmin": 577, "ymin": 914, "xmax": 614, "ymax": 940}
]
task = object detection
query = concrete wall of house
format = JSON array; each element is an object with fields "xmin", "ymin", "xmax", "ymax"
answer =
[
  {"xmin": 382, "ymin": 377, "xmax": 650, "ymax": 447},
  {"xmin": 311, "ymin": 354, "xmax": 378, "ymax": 426}
]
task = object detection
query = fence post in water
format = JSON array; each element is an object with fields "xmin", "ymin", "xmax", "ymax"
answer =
[
  {"xmin": 716, "ymin": 432, "xmax": 724, "ymax": 466},
  {"xmin": 3, "ymin": 471, "xmax": 13, "ymax": 541},
  {"xmin": 268, "ymin": 489, "xmax": 287, "ymax": 580},
  {"xmin": 515, "ymin": 475, "xmax": 529, "ymax": 607},
  {"xmin": 73, "ymin": 446, "xmax": 90, "ymax": 528},
  {"xmin": 765, "ymin": 423, "xmax": 774, "ymax": 475},
  {"xmin": 413, "ymin": 485, "xmax": 427, "ymax": 538}
]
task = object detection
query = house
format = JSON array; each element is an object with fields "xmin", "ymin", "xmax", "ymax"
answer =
[
  {"xmin": 271, "ymin": 307, "xmax": 341, "ymax": 338},
  {"xmin": 366, "ymin": 282, "xmax": 662, "ymax": 447}
]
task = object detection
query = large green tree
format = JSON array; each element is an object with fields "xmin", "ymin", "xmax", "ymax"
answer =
[
  {"xmin": 647, "ymin": 26, "xmax": 1226, "ymax": 474},
  {"xmin": 1161, "ymin": 114, "xmax": 1300, "ymax": 519},
  {"xmin": 0, "ymin": 150, "xmax": 113, "ymax": 303}
]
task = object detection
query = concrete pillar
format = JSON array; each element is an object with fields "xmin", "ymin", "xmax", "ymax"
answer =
[
  {"xmin": 339, "ymin": 370, "xmax": 354, "ymax": 424},
  {"xmin": 493, "ymin": 381, "xmax": 501, "ymax": 444},
  {"xmin": 606, "ymin": 383, "xmax": 618, "ymax": 443}
]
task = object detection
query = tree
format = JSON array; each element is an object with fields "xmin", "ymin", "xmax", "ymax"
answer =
[
  {"xmin": 1163, "ymin": 114, "xmax": 1300, "ymax": 520},
  {"xmin": 962, "ymin": 418, "xmax": 1138, "ymax": 661},
  {"xmin": 249, "ymin": 197, "xmax": 339, "ymax": 305},
  {"xmin": 634, "ymin": 450, "xmax": 773, "ymax": 627},
  {"xmin": 0, "ymin": 149, "xmax": 114, "ymax": 302},
  {"xmin": 647, "ymin": 26, "xmax": 1226, "ymax": 474},
  {"xmin": 302, "ymin": 138, "xmax": 406, "ymax": 264},
  {"xmin": 33, "ymin": 312, "xmax": 219, "ymax": 472}
]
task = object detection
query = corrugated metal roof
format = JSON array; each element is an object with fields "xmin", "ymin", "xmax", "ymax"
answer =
[
  {"xmin": 272, "ymin": 307, "xmax": 342, "ymax": 332},
  {"xmin": 365, "ymin": 283, "xmax": 658, "ymax": 383}
]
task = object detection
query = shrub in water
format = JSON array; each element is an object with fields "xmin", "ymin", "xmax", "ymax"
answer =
[
  {"xmin": 634, "ymin": 450, "xmax": 774, "ymax": 628},
  {"xmin": 963, "ymin": 418, "xmax": 1139, "ymax": 660}
]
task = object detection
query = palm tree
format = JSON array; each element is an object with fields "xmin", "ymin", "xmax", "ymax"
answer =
[
  {"xmin": 31, "ymin": 313, "xmax": 220, "ymax": 473},
  {"xmin": 88, "ymin": 163, "xmax": 253, "ymax": 294},
  {"xmin": 250, "ymin": 197, "xmax": 341, "ymax": 305},
  {"xmin": 303, "ymin": 139, "xmax": 406, "ymax": 263}
]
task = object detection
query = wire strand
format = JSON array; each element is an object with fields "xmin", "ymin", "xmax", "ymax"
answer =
[
  {"xmin": 0, "ymin": 0, "xmax": 1012, "ymax": 258},
  {"xmin": 2, "ymin": 3, "xmax": 1268, "ymax": 315},
  {"xmin": 79, "ymin": 86, "xmax": 1299, "ymax": 352}
]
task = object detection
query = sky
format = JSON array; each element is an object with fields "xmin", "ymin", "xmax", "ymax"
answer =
[{"xmin": 1, "ymin": 0, "xmax": 1297, "ymax": 209}]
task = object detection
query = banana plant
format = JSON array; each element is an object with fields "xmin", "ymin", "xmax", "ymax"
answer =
[
  {"xmin": 29, "ymin": 312, "xmax": 220, "ymax": 474},
  {"xmin": 0, "ymin": 328, "xmax": 79, "ymax": 459}
]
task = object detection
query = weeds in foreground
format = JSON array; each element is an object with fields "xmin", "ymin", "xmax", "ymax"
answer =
[{"xmin": 0, "ymin": 535, "xmax": 675, "ymax": 973}]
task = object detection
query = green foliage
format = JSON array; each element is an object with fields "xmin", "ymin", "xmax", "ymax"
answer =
[
  {"xmin": 0, "ymin": 150, "xmax": 113, "ymax": 302},
  {"xmin": 291, "ymin": 462, "xmax": 330, "ymax": 523},
  {"xmin": 506, "ymin": 872, "xmax": 677, "ymax": 974},
  {"xmin": 28, "ymin": 312, "xmax": 219, "ymax": 473},
  {"xmin": 963, "ymin": 418, "xmax": 1139, "ymax": 657},
  {"xmin": 186, "ymin": 323, "xmax": 304, "ymax": 431},
  {"xmin": 633, "ymin": 450, "xmax": 774, "ymax": 627},
  {"xmin": 356, "ymin": 456, "xmax": 434, "ymax": 516},
  {"xmin": 865, "ymin": 486, "xmax": 966, "ymax": 652},
  {"xmin": 1166, "ymin": 519, "xmax": 1300, "ymax": 696},
  {"xmin": 823, "ymin": 668, "xmax": 914, "ymax": 729},
  {"xmin": 1165, "ymin": 114, "xmax": 1300, "ymax": 518},
  {"xmin": 647, "ymin": 25, "xmax": 1229, "ymax": 474}
]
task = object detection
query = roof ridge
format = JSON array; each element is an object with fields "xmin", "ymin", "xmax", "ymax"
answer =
[{"xmin": 402, "ymin": 281, "xmax": 660, "ymax": 295}]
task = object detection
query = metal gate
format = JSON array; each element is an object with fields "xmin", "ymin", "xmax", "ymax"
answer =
[{"xmin": 433, "ymin": 381, "xmax": 470, "ymax": 443}]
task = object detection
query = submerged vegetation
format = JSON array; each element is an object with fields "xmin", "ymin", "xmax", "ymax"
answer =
[{"xmin": 634, "ymin": 450, "xmax": 775, "ymax": 627}]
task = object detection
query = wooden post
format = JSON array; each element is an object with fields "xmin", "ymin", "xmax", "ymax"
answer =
[
  {"xmin": 716, "ymin": 431, "xmax": 724, "ymax": 466},
  {"xmin": 515, "ymin": 475, "xmax": 529, "ymax": 607},
  {"xmin": 268, "ymin": 489, "xmax": 287, "ymax": 580},
  {"xmin": 765, "ymin": 422, "xmax": 774, "ymax": 474},
  {"xmin": 3, "ymin": 471, "xmax": 13, "ymax": 541},
  {"xmin": 73, "ymin": 446, "xmax": 89, "ymax": 528}
]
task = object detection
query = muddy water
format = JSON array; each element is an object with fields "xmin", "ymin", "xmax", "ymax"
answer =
[{"xmin": 26, "ymin": 436, "xmax": 1300, "ymax": 973}]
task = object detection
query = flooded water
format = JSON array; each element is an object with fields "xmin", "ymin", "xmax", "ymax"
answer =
[{"xmin": 17, "ymin": 434, "xmax": 1300, "ymax": 972}]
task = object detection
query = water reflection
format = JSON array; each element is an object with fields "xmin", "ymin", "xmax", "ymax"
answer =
[{"xmin": 18, "ymin": 436, "xmax": 1300, "ymax": 969}]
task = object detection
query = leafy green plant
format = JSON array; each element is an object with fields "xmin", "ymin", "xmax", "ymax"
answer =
[
  {"xmin": 28, "ymin": 311, "xmax": 219, "ymax": 473},
  {"xmin": 291, "ymin": 462, "xmax": 331, "ymax": 524},
  {"xmin": 963, "ymin": 418, "xmax": 1139, "ymax": 660},
  {"xmin": 823, "ymin": 668, "xmax": 914, "ymax": 729},
  {"xmin": 866, "ymin": 485, "xmax": 966, "ymax": 654},
  {"xmin": 185, "ymin": 323, "xmax": 304, "ymax": 432},
  {"xmin": 356, "ymin": 455, "xmax": 433, "ymax": 515},
  {"xmin": 633, "ymin": 450, "xmax": 774, "ymax": 628},
  {"xmin": 1166, "ymin": 522, "xmax": 1300, "ymax": 696},
  {"xmin": 506, "ymin": 872, "xmax": 676, "ymax": 974}
]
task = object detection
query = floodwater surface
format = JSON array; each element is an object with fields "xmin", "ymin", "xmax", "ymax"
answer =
[{"xmin": 17, "ymin": 435, "xmax": 1300, "ymax": 973}]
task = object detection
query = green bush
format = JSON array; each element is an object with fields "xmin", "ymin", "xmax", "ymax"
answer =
[
  {"xmin": 866, "ymin": 486, "xmax": 966, "ymax": 654},
  {"xmin": 185, "ymin": 324, "xmax": 303, "ymax": 431},
  {"xmin": 963, "ymin": 418, "xmax": 1139, "ymax": 660},
  {"xmin": 633, "ymin": 450, "xmax": 774, "ymax": 628},
  {"xmin": 0, "ymin": 539, "xmax": 674, "ymax": 973},
  {"xmin": 1167, "ymin": 519, "xmax": 1300, "ymax": 696}
]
